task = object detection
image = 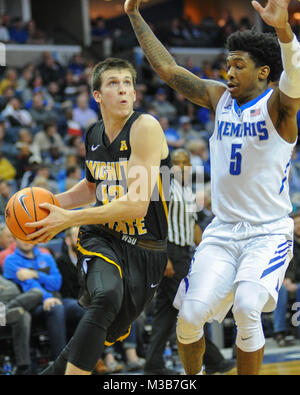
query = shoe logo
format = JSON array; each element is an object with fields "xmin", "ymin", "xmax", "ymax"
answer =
[
  {"xmin": 150, "ymin": 283, "xmax": 159, "ymax": 288},
  {"xmin": 18, "ymin": 193, "xmax": 32, "ymax": 219},
  {"xmin": 241, "ymin": 336, "xmax": 252, "ymax": 341},
  {"xmin": 91, "ymin": 144, "xmax": 100, "ymax": 151}
]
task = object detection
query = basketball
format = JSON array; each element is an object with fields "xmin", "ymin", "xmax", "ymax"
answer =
[{"xmin": 4, "ymin": 187, "xmax": 60, "ymax": 242}]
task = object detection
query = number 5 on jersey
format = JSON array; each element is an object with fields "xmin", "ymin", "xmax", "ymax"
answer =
[{"xmin": 230, "ymin": 144, "xmax": 242, "ymax": 175}]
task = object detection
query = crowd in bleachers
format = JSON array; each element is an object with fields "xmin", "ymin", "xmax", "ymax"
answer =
[
  {"xmin": 0, "ymin": 15, "xmax": 49, "ymax": 44},
  {"xmin": 90, "ymin": 11, "xmax": 300, "ymax": 52},
  {"xmin": 0, "ymin": 8, "xmax": 300, "ymax": 375}
]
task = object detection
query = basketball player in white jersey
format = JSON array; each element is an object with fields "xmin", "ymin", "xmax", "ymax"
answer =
[{"xmin": 125, "ymin": 0, "xmax": 300, "ymax": 374}]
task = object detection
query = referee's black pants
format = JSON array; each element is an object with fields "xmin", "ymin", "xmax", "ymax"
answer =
[{"xmin": 145, "ymin": 242, "xmax": 224, "ymax": 371}]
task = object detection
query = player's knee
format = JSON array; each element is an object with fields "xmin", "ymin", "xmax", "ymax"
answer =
[
  {"xmin": 233, "ymin": 298, "xmax": 260, "ymax": 327},
  {"xmin": 89, "ymin": 287, "xmax": 122, "ymax": 322},
  {"xmin": 233, "ymin": 298, "xmax": 265, "ymax": 352},
  {"xmin": 176, "ymin": 300, "xmax": 210, "ymax": 344}
]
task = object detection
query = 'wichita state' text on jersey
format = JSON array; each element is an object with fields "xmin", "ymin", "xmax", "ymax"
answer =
[{"xmin": 84, "ymin": 111, "xmax": 172, "ymax": 240}]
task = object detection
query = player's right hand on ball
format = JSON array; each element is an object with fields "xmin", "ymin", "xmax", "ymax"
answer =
[{"xmin": 124, "ymin": 0, "xmax": 142, "ymax": 14}]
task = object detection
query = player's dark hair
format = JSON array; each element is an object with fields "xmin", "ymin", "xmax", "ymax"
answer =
[
  {"xmin": 92, "ymin": 57, "xmax": 137, "ymax": 91},
  {"xmin": 226, "ymin": 30, "xmax": 283, "ymax": 82}
]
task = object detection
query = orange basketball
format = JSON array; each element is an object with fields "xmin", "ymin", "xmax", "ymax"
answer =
[{"xmin": 5, "ymin": 187, "xmax": 60, "ymax": 242}]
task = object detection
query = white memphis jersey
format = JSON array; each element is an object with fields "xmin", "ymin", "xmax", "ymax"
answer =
[{"xmin": 210, "ymin": 88, "xmax": 296, "ymax": 225}]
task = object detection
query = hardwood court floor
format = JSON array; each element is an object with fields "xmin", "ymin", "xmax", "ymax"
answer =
[
  {"xmin": 224, "ymin": 338, "xmax": 300, "ymax": 375},
  {"xmin": 260, "ymin": 360, "xmax": 300, "ymax": 375}
]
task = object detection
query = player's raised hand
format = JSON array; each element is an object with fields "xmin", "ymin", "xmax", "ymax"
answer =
[
  {"xmin": 251, "ymin": 0, "xmax": 290, "ymax": 29},
  {"xmin": 124, "ymin": 0, "xmax": 142, "ymax": 14}
]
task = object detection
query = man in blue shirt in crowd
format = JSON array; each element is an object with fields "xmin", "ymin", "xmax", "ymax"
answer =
[{"xmin": 3, "ymin": 238, "xmax": 82, "ymax": 361}]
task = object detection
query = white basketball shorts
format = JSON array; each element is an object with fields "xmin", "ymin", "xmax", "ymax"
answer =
[{"xmin": 173, "ymin": 216, "xmax": 294, "ymax": 322}]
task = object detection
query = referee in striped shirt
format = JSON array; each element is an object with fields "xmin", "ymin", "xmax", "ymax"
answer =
[{"xmin": 144, "ymin": 148, "xmax": 202, "ymax": 375}]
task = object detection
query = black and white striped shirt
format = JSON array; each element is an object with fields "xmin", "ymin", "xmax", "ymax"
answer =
[{"xmin": 168, "ymin": 178, "xmax": 197, "ymax": 247}]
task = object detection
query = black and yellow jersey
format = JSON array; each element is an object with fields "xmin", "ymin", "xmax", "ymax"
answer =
[{"xmin": 83, "ymin": 111, "xmax": 171, "ymax": 241}]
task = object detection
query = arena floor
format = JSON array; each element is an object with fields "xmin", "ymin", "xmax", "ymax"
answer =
[{"xmin": 114, "ymin": 336, "xmax": 300, "ymax": 375}]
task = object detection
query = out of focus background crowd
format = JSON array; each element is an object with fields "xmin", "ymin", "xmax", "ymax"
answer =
[{"xmin": 0, "ymin": 0, "xmax": 300, "ymax": 375}]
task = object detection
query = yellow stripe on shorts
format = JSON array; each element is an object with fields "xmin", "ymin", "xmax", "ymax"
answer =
[
  {"xmin": 104, "ymin": 326, "xmax": 132, "ymax": 346},
  {"xmin": 77, "ymin": 241, "xmax": 122, "ymax": 278}
]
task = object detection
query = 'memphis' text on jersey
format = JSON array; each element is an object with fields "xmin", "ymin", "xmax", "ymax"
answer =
[{"xmin": 217, "ymin": 120, "xmax": 269, "ymax": 141}]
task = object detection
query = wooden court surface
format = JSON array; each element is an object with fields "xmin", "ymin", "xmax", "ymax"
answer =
[
  {"xmin": 225, "ymin": 360, "xmax": 300, "ymax": 375},
  {"xmin": 222, "ymin": 341, "xmax": 300, "ymax": 375},
  {"xmin": 259, "ymin": 360, "xmax": 300, "ymax": 375}
]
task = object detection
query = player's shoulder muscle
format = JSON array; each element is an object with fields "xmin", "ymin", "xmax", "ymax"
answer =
[{"xmin": 130, "ymin": 114, "xmax": 164, "ymax": 157}]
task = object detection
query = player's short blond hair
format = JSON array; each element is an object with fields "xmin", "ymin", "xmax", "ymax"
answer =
[{"xmin": 92, "ymin": 57, "xmax": 137, "ymax": 91}]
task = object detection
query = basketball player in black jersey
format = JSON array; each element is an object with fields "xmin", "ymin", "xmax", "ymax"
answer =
[{"xmin": 26, "ymin": 58, "xmax": 172, "ymax": 375}]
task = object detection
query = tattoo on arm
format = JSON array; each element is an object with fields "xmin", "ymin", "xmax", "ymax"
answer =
[
  {"xmin": 168, "ymin": 73, "xmax": 207, "ymax": 103},
  {"xmin": 129, "ymin": 13, "xmax": 224, "ymax": 110},
  {"xmin": 129, "ymin": 14, "xmax": 176, "ymax": 72}
]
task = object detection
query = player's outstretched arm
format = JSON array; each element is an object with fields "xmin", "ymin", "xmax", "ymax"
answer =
[
  {"xmin": 124, "ymin": 0, "xmax": 226, "ymax": 111},
  {"xmin": 253, "ymin": 0, "xmax": 300, "ymax": 143}
]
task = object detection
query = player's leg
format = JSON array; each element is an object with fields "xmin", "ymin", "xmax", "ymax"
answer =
[
  {"xmin": 232, "ymin": 281, "xmax": 269, "ymax": 375},
  {"xmin": 41, "ymin": 255, "xmax": 123, "ymax": 375},
  {"xmin": 176, "ymin": 244, "xmax": 236, "ymax": 374},
  {"xmin": 233, "ymin": 230, "xmax": 294, "ymax": 375},
  {"xmin": 65, "ymin": 258, "xmax": 124, "ymax": 374}
]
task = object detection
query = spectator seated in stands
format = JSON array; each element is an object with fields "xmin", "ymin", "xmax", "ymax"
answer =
[
  {"xmin": 186, "ymin": 138, "xmax": 211, "ymax": 184},
  {"xmin": 151, "ymin": 88, "xmax": 177, "ymax": 123},
  {"xmin": 0, "ymin": 149, "xmax": 16, "ymax": 182},
  {"xmin": 0, "ymin": 223, "xmax": 14, "ymax": 255},
  {"xmin": 28, "ymin": 163, "xmax": 59, "ymax": 194},
  {"xmin": 0, "ymin": 116, "xmax": 19, "ymax": 162},
  {"xmin": 0, "ymin": 179, "xmax": 12, "ymax": 216},
  {"xmin": 159, "ymin": 116, "xmax": 184, "ymax": 154},
  {"xmin": 0, "ymin": 16, "xmax": 10, "ymax": 42},
  {"xmin": 68, "ymin": 54, "xmax": 86, "ymax": 78},
  {"xmin": 38, "ymin": 53, "xmax": 65, "ymax": 87},
  {"xmin": 177, "ymin": 116, "xmax": 199, "ymax": 144},
  {"xmin": 0, "ymin": 275, "xmax": 43, "ymax": 374},
  {"xmin": 61, "ymin": 71, "xmax": 80, "ymax": 105},
  {"xmin": 0, "ymin": 68, "xmax": 18, "ymax": 96},
  {"xmin": 29, "ymin": 92, "xmax": 58, "ymax": 127},
  {"xmin": 73, "ymin": 93, "xmax": 98, "ymax": 130},
  {"xmin": 0, "ymin": 223, "xmax": 50, "ymax": 271},
  {"xmin": 14, "ymin": 128, "xmax": 41, "ymax": 180},
  {"xmin": 91, "ymin": 16, "xmax": 110, "ymax": 42},
  {"xmin": 9, "ymin": 17, "xmax": 28, "ymax": 44},
  {"xmin": 58, "ymin": 164, "xmax": 84, "ymax": 193},
  {"xmin": 2, "ymin": 96, "xmax": 32, "ymax": 128},
  {"xmin": 3, "ymin": 238, "xmax": 82, "ymax": 360},
  {"xmin": 56, "ymin": 153, "xmax": 84, "ymax": 186},
  {"xmin": 172, "ymin": 91, "xmax": 195, "ymax": 120},
  {"xmin": 25, "ymin": 20, "xmax": 48, "ymax": 45},
  {"xmin": 32, "ymin": 120, "xmax": 66, "ymax": 159},
  {"xmin": 55, "ymin": 227, "xmax": 86, "ymax": 333}
]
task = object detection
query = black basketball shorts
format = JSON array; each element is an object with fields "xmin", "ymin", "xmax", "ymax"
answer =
[{"xmin": 76, "ymin": 228, "xmax": 168, "ymax": 345}]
